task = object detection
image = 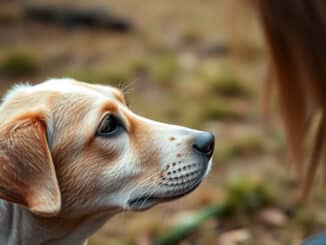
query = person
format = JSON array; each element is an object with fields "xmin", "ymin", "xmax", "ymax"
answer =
[
  {"xmin": 256, "ymin": 0, "xmax": 326, "ymax": 195},
  {"xmin": 255, "ymin": 1, "xmax": 326, "ymax": 244}
]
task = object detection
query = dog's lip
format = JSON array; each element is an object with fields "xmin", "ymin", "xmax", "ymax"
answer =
[
  {"xmin": 128, "ymin": 181, "xmax": 202, "ymax": 209},
  {"xmin": 128, "ymin": 157, "xmax": 213, "ymax": 210}
]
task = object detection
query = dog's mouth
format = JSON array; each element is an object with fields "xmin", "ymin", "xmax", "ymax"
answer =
[
  {"xmin": 127, "ymin": 179, "xmax": 202, "ymax": 210},
  {"xmin": 127, "ymin": 158, "xmax": 212, "ymax": 210}
]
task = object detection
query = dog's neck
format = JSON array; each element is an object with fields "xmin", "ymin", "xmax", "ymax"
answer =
[{"xmin": 0, "ymin": 200, "xmax": 118, "ymax": 245}]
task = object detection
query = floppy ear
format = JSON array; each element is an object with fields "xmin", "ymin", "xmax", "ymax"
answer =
[{"xmin": 0, "ymin": 114, "xmax": 61, "ymax": 217}]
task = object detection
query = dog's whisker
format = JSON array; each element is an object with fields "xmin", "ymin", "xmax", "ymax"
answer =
[
  {"xmin": 123, "ymin": 172, "xmax": 158, "ymax": 208},
  {"xmin": 139, "ymin": 180, "xmax": 158, "ymax": 209},
  {"xmin": 120, "ymin": 79, "xmax": 137, "ymax": 95}
]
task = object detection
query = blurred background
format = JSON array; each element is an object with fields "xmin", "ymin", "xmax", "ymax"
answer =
[{"xmin": 0, "ymin": 0, "xmax": 325, "ymax": 244}]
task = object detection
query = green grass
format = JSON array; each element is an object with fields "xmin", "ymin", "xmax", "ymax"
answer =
[
  {"xmin": 69, "ymin": 55, "xmax": 180, "ymax": 90},
  {"xmin": 201, "ymin": 99, "xmax": 246, "ymax": 121},
  {"xmin": 156, "ymin": 178, "xmax": 276, "ymax": 244},
  {"xmin": 149, "ymin": 55, "xmax": 181, "ymax": 86},
  {"xmin": 208, "ymin": 71, "xmax": 251, "ymax": 98},
  {"xmin": 69, "ymin": 68, "xmax": 131, "ymax": 87},
  {"xmin": 215, "ymin": 135, "xmax": 266, "ymax": 163},
  {"xmin": 0, "ymin": 49, "xmax": 39, "ymax": 76},
  {"xmin": 223, "ymin": 178, "xmax": 276, "ymax": 217},
  {"xmin": 156, "ymin": 204, "xmax": 228, "ymax": 245}
]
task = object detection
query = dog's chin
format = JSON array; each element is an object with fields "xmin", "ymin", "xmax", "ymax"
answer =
[
  {"xmin": 127, "ymin": 181, "xmax": 202, "ymax": 211},
  {"xmin": 127, "ymin": 157, "xmax": 213, "ymax": 211}
]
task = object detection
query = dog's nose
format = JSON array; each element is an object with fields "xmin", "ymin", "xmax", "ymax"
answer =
[{"xmin": 192, "ymin": 132, "xmax": 215, "ymax": 157}]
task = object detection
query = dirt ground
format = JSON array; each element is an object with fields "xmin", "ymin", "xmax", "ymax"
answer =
[{"xmin": 0, "ymin": 1, "xmax": 325, "ymax": 244}]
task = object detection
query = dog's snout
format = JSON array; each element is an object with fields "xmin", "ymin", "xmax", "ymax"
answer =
[{"xmin": 192, "ymin": 132, "xmax": 215, "ymax": 157}]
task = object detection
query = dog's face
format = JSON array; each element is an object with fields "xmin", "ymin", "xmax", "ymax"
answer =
[{"xmin": 0, "ymin": 79, "xmax": 214, "ymax": 218}]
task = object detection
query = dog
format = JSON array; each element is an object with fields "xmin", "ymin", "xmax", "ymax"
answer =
[{"xmin": 0, "ymin": 78, "xmax": 214, "ymax": 245}]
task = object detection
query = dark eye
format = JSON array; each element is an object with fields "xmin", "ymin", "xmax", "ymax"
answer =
[{"xmin": 97, "ymin": 115, "xmax": 123, "ymax": 137}]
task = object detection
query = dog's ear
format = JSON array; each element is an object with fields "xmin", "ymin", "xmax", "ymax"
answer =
[{"xmin": 0, "ymin": 113, "xmax": 61, "ymax": 217}]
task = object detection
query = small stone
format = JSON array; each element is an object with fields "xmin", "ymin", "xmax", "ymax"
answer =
[
  {"xmin": 259, "ymin": 208, "xmax": 288, "ymax": 227},
  {"xmin": 215, "ymin": 229, "xmax": 251, "ymax": 245}
]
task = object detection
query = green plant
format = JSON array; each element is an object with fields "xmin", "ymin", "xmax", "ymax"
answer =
[
  {"xmin": 155, "ymin": 178, "xmax": 275, "ymax": 245},
  {"xmin": 155, "ymin": 204, "xmax": 228, "ymax": 245}
]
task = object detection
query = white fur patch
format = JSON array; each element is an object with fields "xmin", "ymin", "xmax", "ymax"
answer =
[
  {"xmin": 2, "ymin": 78, "xmax": 113, "ymax": 103},
  {"xmin": 2, "ymin": 82, "xmax": 31, "ymax": 103},
  {"xmin": 35, "ymin": 78, "xmax": 106, "ymax": 97}
]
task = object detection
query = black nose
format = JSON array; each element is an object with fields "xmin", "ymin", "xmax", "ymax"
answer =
[{"xmin": 192, "ymin": 132, "xmax": 215, "ymax": 157}]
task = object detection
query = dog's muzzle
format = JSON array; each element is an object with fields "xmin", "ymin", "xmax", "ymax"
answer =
[{"xmin": 128, "ymin": 131, "xmax": 215, "ymax": 210}]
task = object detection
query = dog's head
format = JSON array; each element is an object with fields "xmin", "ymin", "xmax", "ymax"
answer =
[{"xmin": 0, "ymin": 79, "xmax": 214, "ymax": 217}]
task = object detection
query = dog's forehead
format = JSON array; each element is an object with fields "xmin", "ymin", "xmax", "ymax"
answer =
[
  {"xmin": 34, "ymin": 78, "xmax": 124, "ymax": 102},
  {"xmin": 4, "ymin": 78, "xmax": 124, "ymax": 104},
  {"xmin": 1, "ymin": 78, "xmax": 128, "ymax": 135}
]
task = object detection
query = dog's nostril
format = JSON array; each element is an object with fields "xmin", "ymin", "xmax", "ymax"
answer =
[{"xmin": 192, "ymin": 131, "xmax": 215, "ymax": 157}]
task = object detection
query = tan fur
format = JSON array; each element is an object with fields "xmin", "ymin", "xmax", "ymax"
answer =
[
  {"xmin": 0, "ymin": 79, "xmax": 214, "ymax": 244},
  {"xmin": 0, "ymin": 113, "xmax": 60, "ymax": 217}
]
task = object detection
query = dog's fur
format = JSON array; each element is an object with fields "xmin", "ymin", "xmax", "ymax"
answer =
[{"xmin": 0, "ymin": 78, "xmax": 213, "ymax": 245}]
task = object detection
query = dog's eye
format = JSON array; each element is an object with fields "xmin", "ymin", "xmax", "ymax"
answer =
[{"xmin": 97, "ymin": 115, "xmax": 123, "ymax": 137}]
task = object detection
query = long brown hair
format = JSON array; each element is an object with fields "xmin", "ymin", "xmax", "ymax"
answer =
[{"xmin": 255, "ymin": 0, "xmax": 326, "ymax": 195}]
